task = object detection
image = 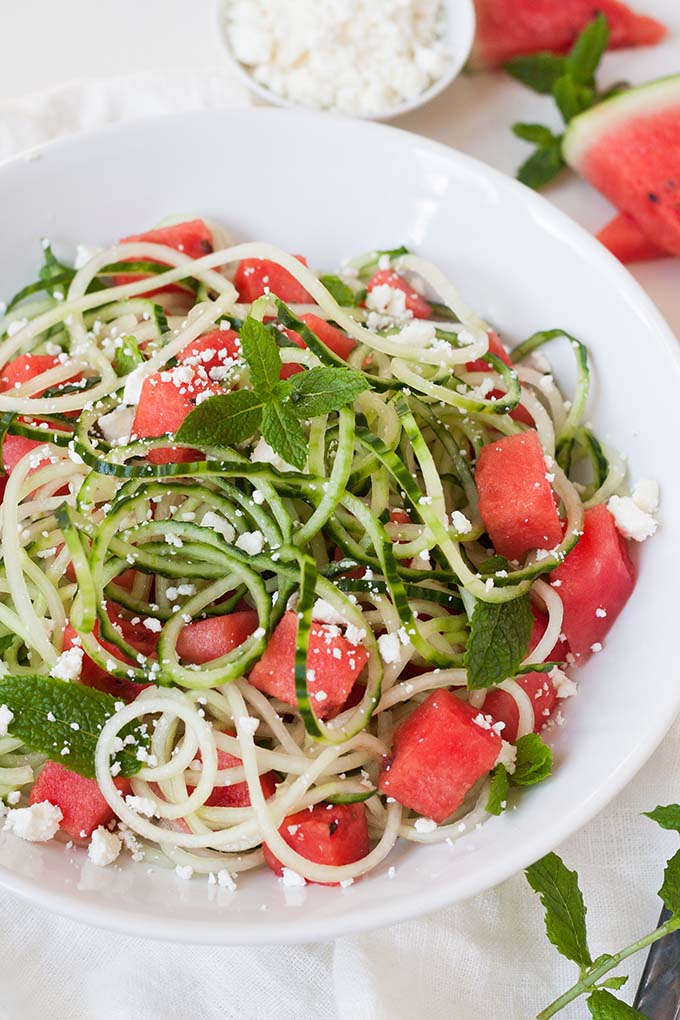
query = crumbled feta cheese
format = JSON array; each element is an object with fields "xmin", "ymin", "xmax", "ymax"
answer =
[
  {"xmin": 608, "ymin": 480, "xmax": 659, "ymax": 542},
  {"xmin": 281, "ymin": 867, "xmax": 306, "ymax": 887},
  {"xmin": 121, "ymin": 364, "xmax": 148, "ymax": 406},
  {"xmin": 98, "ymin": 405, "xmax": 135, "ymax": 445},
  {"xmin": 235, "ymin": 530, "xmax": 265, "ymax": 555},
  {"xmin": 414, "ymin": 817, "xmax": 438, "ymax": 833},
  {"xmin": 88, "ymin": 825, "xmax": 122, "ymax": 867},
  {"xmin": 312, "ymin": 599, "xmax": 348, "ymax": 626},
  {"xmin": 250, "ymin": 437, "xmax": 296, "ymax": 472},
  {"xmin": 0, "ymin": 704, "xmax": 14, "ymax": 737},
  {"xmin": 237, "ymin": 715, "xmax": 260, "ymax": 737},
  {"xmin": 125, "ymin": 795, "xmax": 156, "ymax": 817},
  {"xmin": 49, "ymin": 646, "xmax": 84, "ymax": 682},
  {"xmin": 142, "ymin": 617, "xmax": 162, "ymax": 634},
  {"xmin": 4, "ymin": 801, "xmax": 62, "ymax": 842},
  {"xmin": 550, "ymin": 666, "xmax": 578, "ymax": 700},
  {"xmin": 200, "ymin": 511, "xmax": 236, "ymax": 544},
  {"xmin": 378, "ymin": 632, "xmax": 401, "ymax": 665},
  {"xmin": 495, "ymin": 740, "xmax": 517, "ymax": 774},
  {"xmin": 451, "ymin": 510, "xmax": 472, "ymax": 534},
  {"xmin": 252, "ymin": 489, "xmax": 265, "ymax": 505},
  {"xmin": 7, "ymin": 790, "xmax": 20, "ymax": 806},
  {"xmin": 392, "ymin": 319, "xmax": 436, "ymax": 346}
]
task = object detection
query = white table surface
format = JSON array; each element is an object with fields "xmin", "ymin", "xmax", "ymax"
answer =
[{"xmin": 0, "ymin": 3, "xmax": 678, "ymax": 1018}]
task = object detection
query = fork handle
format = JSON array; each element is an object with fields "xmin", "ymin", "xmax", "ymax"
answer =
[{"xmin": 634, "ymin": 908, "xmax": 680, "ymax": 1018}]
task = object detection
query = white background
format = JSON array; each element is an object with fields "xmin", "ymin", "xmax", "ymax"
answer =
[{"xmin": 0, "ymin": 2, "xmax": 678, "ymax": 1018}]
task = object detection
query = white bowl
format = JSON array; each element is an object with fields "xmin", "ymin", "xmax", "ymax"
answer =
[
  {"xmin": 218, "ymin": 0, "xmax": 476, "ymax": 120},
  {"xmin": 0, "ymin": 109, "xmax": 678, "ymax": 944}
]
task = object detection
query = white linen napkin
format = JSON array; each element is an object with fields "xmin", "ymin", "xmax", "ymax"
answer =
[{"xmin": 0, "ymin": 70, "xmax": 676, "ymax": 1020}]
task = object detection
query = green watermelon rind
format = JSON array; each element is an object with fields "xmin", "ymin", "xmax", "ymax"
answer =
[{"xmin": 563, "ymin": 74, "xmax": 680, "ymax": 170}]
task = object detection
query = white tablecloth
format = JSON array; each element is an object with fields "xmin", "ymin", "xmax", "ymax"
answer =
[{"xmin": 0, "ymin": 3, "xmax": 678, "ymax": 1017}]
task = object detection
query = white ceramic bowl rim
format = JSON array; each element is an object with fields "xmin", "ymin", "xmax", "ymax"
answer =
[{"xmin": 0, "ymin": 108, "xmax": 678, "ymax": 944}]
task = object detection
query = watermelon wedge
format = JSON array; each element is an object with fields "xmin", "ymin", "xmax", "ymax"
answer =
[
  {"xmin": 598, "ymin": 212, "xmax": 667, "ymax": 263},
  {"xmin": 564, "ymin": 75, "xmax": 680, "ymax": 256},
  {"xmin": 263, "ymin": 803, "xmax": 370, "ymax": 885},
  {"xmin": 472, "ymin": 0, "xmax": 667, "ymax": 68}
]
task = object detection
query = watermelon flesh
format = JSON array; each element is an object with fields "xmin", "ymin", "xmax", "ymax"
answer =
[
  {"xmin": 176, "ymin": 328, "xmax": 242, "ymax": 376},
  {"xmin": 475, "ymin": 430, "xmax": 563, "ymax": 561},
  {"xmin": 465, "ymin": 330, "xmax": 534, "ymax": 426},
  {"xmin": 234, "ymin": 255, "xmax": 312, "ymax": 303},
  {"xmin": 378, "ymin": 690, "xmax": 502, "ymax": 822},
  {"xmin": 115, "ymin": 218, "xmax": 214, "ymax": 295},
  {"xmin": 598, "ymin": 211, "xmax": 669, "ymax": 262},
  {"xmin": 472, "ymin": 0, "xmax": 666, "ymax": 68},
  {"xmin": 205, "ymin": 742, "xmax": 277, "ymax": 808},
  {"xmin": 285, "ymin": 313, "xmax": 358, "ymax": 363},
  {"xmin": 131, "ymin": 366, "xmax": 221, "ymax": 464},
  {"xmin": 564, "ymin": 76, "xmax": 680, "ymax": 257},
  {"xmin": 366, "ymin": 270, "xmax": 432, "ymax": 319},
  {"xmin": 64, "ymin": 612, "xmax": 155, "ymax": 702},
  {"xmin": 263, "ymin": 802, "xmax": 369, "ymax": 885},
  {"xmin": 29, "ymin": 761, "xmax": 129, "ymax": 841},
  {"xmin": 551, "ymin": 504, "xmax": 635, "ymax": 661},
  {"xmin": 175, "ymin": 611, "xmax": 259, "ymax": 664},
  {"xmin": 248, "ymin": 611, "xmax": 368, "ymax": 719}
]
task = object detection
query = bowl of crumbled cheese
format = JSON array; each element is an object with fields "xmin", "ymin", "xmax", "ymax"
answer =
[{"xmin": 220, "ymin": 0, "xmax": 475, "ymax": 119}]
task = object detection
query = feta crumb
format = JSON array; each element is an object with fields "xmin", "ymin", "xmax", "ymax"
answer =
[
  {"xmin": 200, "ymin": 510, "xmax": 236, "ymax": 544},
  {"xmin": 0, "ymin": 704, "xmax": 14, "ymax": 737},
  {"xmin": 4, "ymin": 801, "xmax": 62, "ymax": 842},
  {"xmin": 312, "ymin": 598, "xmax": 348, "ymax": 626},
  {"xmin": 237, "ymin": 715, "xmax": 260, "ymax": 737},
  {"xmin": 414, "ymin": 817, "xmax": 438, "ymax": 833},
  {"xmin": 608, "ymin": 480, "xmax": 659, "ymax": 542},
  {"xmin": 235, "ymin": 530, "xmax": 265, "ymax": 555},
  {"xmin": 550, "ymin": 666, "xmax": 578, "ymax": 699},
  {"xmin": 125, "ymin": 795, "xmax": 156, "ymax": 817},
  {"xmin": 451, "ymin": 510, "xmax": 472, "ymax": 534},
  {"xmin": 142, "ymin": 617, "xmax": 162, "ymax": 634},
  {"xmin": 98, "ymin": 405, "xmax": 135, "ymax": 445},
  {"xmin": 495, "ymin": 740, "xmax": 517, "ymax": 774},
  {"xmin": 49, "ymin": 646, "xmax": 84, "ymax": 682},
  {"xmin": 88, "ymin": 825, "xmax": 122, "ymax": 867},
  {"xmin": 250, "ymin": 437, "xmax": 296, "ymax": 472},
  {"xmin": 281, "ymin": 867, "xmax": 306, "ymax": 887},
  {"xmin": 378, "ymin": 632, "xmax": 401, "ymax": 665},
  {"xmin": 252, "ymin": 489, "xmax": 265, "ymax": 505}
]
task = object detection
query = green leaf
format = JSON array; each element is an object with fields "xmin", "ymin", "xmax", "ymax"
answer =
[
  {"xmin": 464, "ymin": 592, "xmax": 534, "ymax": 689},
  {"xmin": 599, "ymin": 977, "xmax": 629, "ymax": 992},
  {"xmin": 39, "ymin": 241, "xmax": 75, "ymax": 298},
  {"xmin": 659, "ymin": 848, "xmax": 680, "ymax": 913},
  {"xmin": 553, "ymin": 75, "xmax": 594, "ymax": 122},
  {"xmin": 486, "ymin": 765, "xmax": 510, "ymax": 815},
  {"xmin": 643, "ymin": 804, "xmax": 680, "ymax": 833},
  {"xmin": 512, "ymin": 122, "xmax": 558, "ymax": 146},
  {"xmin": 526, "ymin": 851, "xmax": 592, "ymax": 968},
  {"xmin": 239, "ymin": 316, "xmax": 282, "ymax": 398},
  {"xmin": 0, "ymin": 634, "xmax": 16, "ymax": 655},
  {"xmin": 0, "ymin": 674, "xmax": 146, "ymax": 779},
  {"xmin": 587, "ymin": 989, "xmax": 647, "ymax": 1019},
  {"xmin": 512, "ymin": 733, "xmax": 553, "ymax": 786},
  {"xmin": 289, "ymin": 366, "xmax": 369, "ymax": 418},
  {"xmin": 477, "ymin": 554, "xmax": 510, "ymax": 577},
  {"xmin": 176, "ymin": 390, "xmax": 264, "ymax": 448},
  {"xmin": 566, "ymin": 13, "xmax": 610, "ymax": 86},
  {"xmin": 318, "ymin": 275, "xmax": 358, "ymax": 307},
  {"xmin": 504, "ymin": 53, "xmax": 567, "ymax": 94},
  {"xmin": 517, "ymin": 139, "xmax": 565, "ymax": 190},
  {"xmin": 261, "ymin": 401, "xmax": 308, "ymax": 471},
  {"xmin": 113, "ymin": 335, "xmax": 144, "ymax": 377}
]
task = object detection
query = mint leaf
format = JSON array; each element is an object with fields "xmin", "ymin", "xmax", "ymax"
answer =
[
  {"xmin": 513, "ymin": 733, "xmax": 553, "ymax": 785},
  {"xmin": 553, "ymin": 75, "xmax": 594, "ymax": 122},
  {"xmin": 566, "ymin": 12, "xmax": 609, "ymax": 86},
  {"xmin": 517, "ymin": 139, "xmax": 565, "ymax": 190},
  {"xmin": 643, "ymin": 804, "xmax": 680, "ymax": 833},
  {"xmin": 319, "ymin": 275, "xmax": 357, "ymax": 306},
  {"xmin": 504, "ymin": 53, "xmax": 567, "ymax": 94},
  {"xmin": 239, "ymin": 317, "xmax": 282, "ymax": 398},
  {"xmin": 0, "ymin": 674, "xmax": 146, "ymax": 778},
  {"xmin": 512, "ymin": 123, "xmax": 558, "ymax": 146},
  {"xmin": 477, "ymin": 554, "xmax": 510, "ymax": 577},
  {"xmin": 659, "ymin": 848, "xmax": 680, "ymax": 913},
  {"xmin": 464, "ymin": 593, "xmax": 533, "ymax": 689},
  {"xmin": 599, "ymin": 977, "xmax": 629, "ymax": 992},
  {"xmin": 261, "ymin": 401, "xmax": 307, "ymax": 471},
  {"xmin": 39, "ymin": 241, "xmax": 75, "ymax": 298},
  {"xmin": 113, "ymin": 335, "xmax": 144, "ymax": 377},
  {"xmin": 176, "ymin": 390, "xmax": 264, "ymax": 448},
  {"xmin": 486, "ymin": 765, "xmax": 510, "ymax": 815},
  {"xmin": 526, "ymin": 851, "xmax": 592, "ymax": 968},
  {"xmin": 289, "ymin": 366, "xmax": 369, "ymax": 418},
  {"xmin": 587, "ymin": 989, "xmax": 647, "ymax": 1019}
]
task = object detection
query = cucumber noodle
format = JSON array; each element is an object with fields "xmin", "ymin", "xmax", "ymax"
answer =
[{"xmin": 0, "ymin": 231, "xmax": 622, "ymax": 883}]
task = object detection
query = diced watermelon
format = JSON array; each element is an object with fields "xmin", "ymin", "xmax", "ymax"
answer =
[
  {"xmin": 248, "ymin": 611, "xmax": 368, "ymax": 719},
  {"xmin": 379, "ymin": 689, "xmax": 501, "ymax": 822},
  {"xmin": 263, "ymin": 802, "xmax": 369, "ymax": 885},
  {"xmin": 285, "ymin": 313, "xmax": 357, "ymax": 363},
  {"xmin": 366, "ymin": 270, "xmax": 432, "ymax": 319},
  {"xmin": 0, "ymin": 354, "xmax": 62, "ymax": 395},
  {"xmin": 206, "ymin": 744, "xmax": 277, "ymax": 808},
  {"xmin": 598, "ymin": 212, "xmax": 668, "ymax": 263},
  {"xmin": 176, "ymin": 328, "xmax": 241, "ymax": 376},
  {"xmin": 28, "ymin": 761, "xmax": 129, "ymax": 841},
  {"xmin": 234, "ymin": 255, "xmax": 312, "ymax": 303},
  {"xmin": 471, "ymin": 0, "xmax": 667, "ymax": 68},
  {"xmin": 176, "ymin": 611, "xmax": 259, "ymax": 664},
  {"xmin": 465, "ymin": 330, "xmax": 533, "ymax": 426},
  {"xmin": 115, "ymin": 218, "xmax": 214, "ymax": 294},
  {"xmin": 550, "ymin": 504, "xmax": 635, "ymax": 660},
  {"xmin": 564, "ymin": 76, "xmax": 680, "ymax": 257},
  {"xmin": 2, "ymin": 434, "xmax": 49, "ymax": 474},
  {"xmin": 131, "ymin": 366, "xmax": 221, "ymax": 464},
  {"xmin": 64, "ymin": 613, "xmax": 155, "ymax": 702},
  {"xmin": 475, "ymin": 430, "xmax": 562, "ymax": 561}
]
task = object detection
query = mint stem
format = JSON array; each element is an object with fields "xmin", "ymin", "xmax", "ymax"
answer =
[{"xmin": 537, "ymin": 914, "xmax": 680, "ymax": 1019}]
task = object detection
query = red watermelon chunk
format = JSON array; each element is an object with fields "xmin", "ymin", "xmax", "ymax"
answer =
[
  {"xmin": 0, "ymin": 354, "xmax": 62, "ymax": 394},
  {"xmin": 598, "ymin": 212, "xmax": 669, "ymax": 263},
  {"xmin": 176, "ymin": 611, "xmax": 259, "ymax": 665},
  {"xmin": 263, "ymin": 802, "xmax": 369, "ymax": 885},
  {"xmin": 366, "ymin": 270, "xmax": 432, "ymax": 319},
  {"xmin": 550, "ymin": 504, "xmax": 635, "ymax": 661},
  {"xmin": 471, "ymin": 0, "xmax": 667, "ymax": 68},
  {"xmin": 248, "ymin": 611, "xmax": 368, "ymax": 719},
  {"xmin": 206, "ymin": 743, "xmax": 277, "ymax": 808},
  {"xmin": 284, "ymin": 313, "xmax": 358, "ymax": 364},
  {"xmin": 475, "ymin": 430, "xmax": 562, "ymax": 561},
  {"xmin": 465, "ymin": 330, "xmax": 533, "ymax": 426},
  {"xmin": 235, "ymin": 255, "xmax": 312, "ymax": 304},
  {"xmin": 131, "ymin": 365, "xmax": 221, "ymax": 464},
  {"xmin": 176, "ymin": 327, "xmax": 241, "ymax": 378},
  {"xmin": 379, "ymin": 690, "xmax": 501, "ymax": 822},
  {"xmin": 29, "ymin": 761, "xmax": 129, "ymax": 841},
  {"xmin": 64, "ymin": 613, "xmax": 155, "ymax": 703},
  {"xmin": 564, "ymin": 76, "xmax": 680, "ymax": 257},
  {"xmin": 115, "ymin": 218, "xmax": 214, "ymax": 295}
]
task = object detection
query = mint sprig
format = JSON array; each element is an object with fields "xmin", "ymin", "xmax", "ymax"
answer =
[
  {"xmin": 464, "ymin": 592, "xmax": 534, "ymax": 690},
  {"xmin": 487, "ymin": 733, "xmax": 553, "ymax": 815},
  {"xmin": 0, "ymin": 673, "xmax": 147, "ymax": 779},
  {"xmin": 528, "ymin": 806, "xmax": 680, "ymax": 1017},
  {"xmin": 506, "ymin": 13, "xmax": 611, "ymax": 190},
  {"xmin": 176, "ymin": 314, "xmax": 369, "ymax": 470}
]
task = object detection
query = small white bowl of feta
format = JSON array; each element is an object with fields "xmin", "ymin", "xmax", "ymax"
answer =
[{"xmin": 220, "ymin": 0, "xmax": 475, "ymax": 120}]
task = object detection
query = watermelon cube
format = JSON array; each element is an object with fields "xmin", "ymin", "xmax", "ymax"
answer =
[
  {"xmin": 597, "ymin": 212, "xmax": 667, "ymax": 264},
  {"xmin": 366, "ymin": 269, "xmax": 431, "ymax": 319},
  {"xmin": 475, "ymin": 430, "xmax": 562, "ymax": 561},
  {"xmin": 115, "ymin": 218, "xmax": 214, "ymax": 295},
  {"xmin": 176, "ymin": 328, "xmax": 241, "ymax": 376},
  {"xmin": 28, "ymin": 761, "xmax": 129, "ymax": 841},
  {"xmin": 64, "ymin": 612, "xmax": 155, "ymax": 702},
  {"xmin": 285, "ymin": 313, "xmax": 357, "ymax": 363},
  {"xmin": 0, "ymin": 354, "xmax": 62, "ymax": 394},
  {"xmin": 550, "ymin": 504, "xmax": 635, "ymax": 661},
  {"xmin": 465, "ymin": 330, "xmax": 533, "ymax": 426},
  {"xmin": 263, "ymin": 802, "xmax": 369, "ymax": 885},
  {"xmin": 176, "ymin": 611, "xmax": 259, "ymax": 665},
  {"xmin": 248, "ymin": 611, "xmax": 368, "ymax": 719},
  {"xmin": 131, "ymin": 366, "xmax": 221, "ymax": 464},
  {"xmin": 234, "ymin": 255, "xmax": 312, "ymax": 304},
  {"xmin": 378, "ymin": 690, "xmax": 501, "ymax": 822},
  {"xmin": 206, "ymin": 743, "xmax": 277, "ymax": 808}
]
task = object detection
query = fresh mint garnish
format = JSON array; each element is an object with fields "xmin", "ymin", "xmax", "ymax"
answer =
[
  {"xmin": 486, "ymin": 733, "xmax": 553, "ymax": 815},
  {"xmin": 0, "ymin": 673, "xmax": 147, "ymax": 779},
  {"xmin": 464, "ymin": 593, "xmax": 534, "ymax": 689},
  {"xmin": 318, "ymin": 274, "xmax": 358, "ymax": 306},
  {"xmin": 527, "ymin": 851, "xmax": 593, "ymax": 969},
  {"xmin": 113, "ymin": 335, "xmax": 145, "ymax": 377},
  {"xmin": 642, "ymin": 804, "xmax": 680, "ymax": 832}
]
